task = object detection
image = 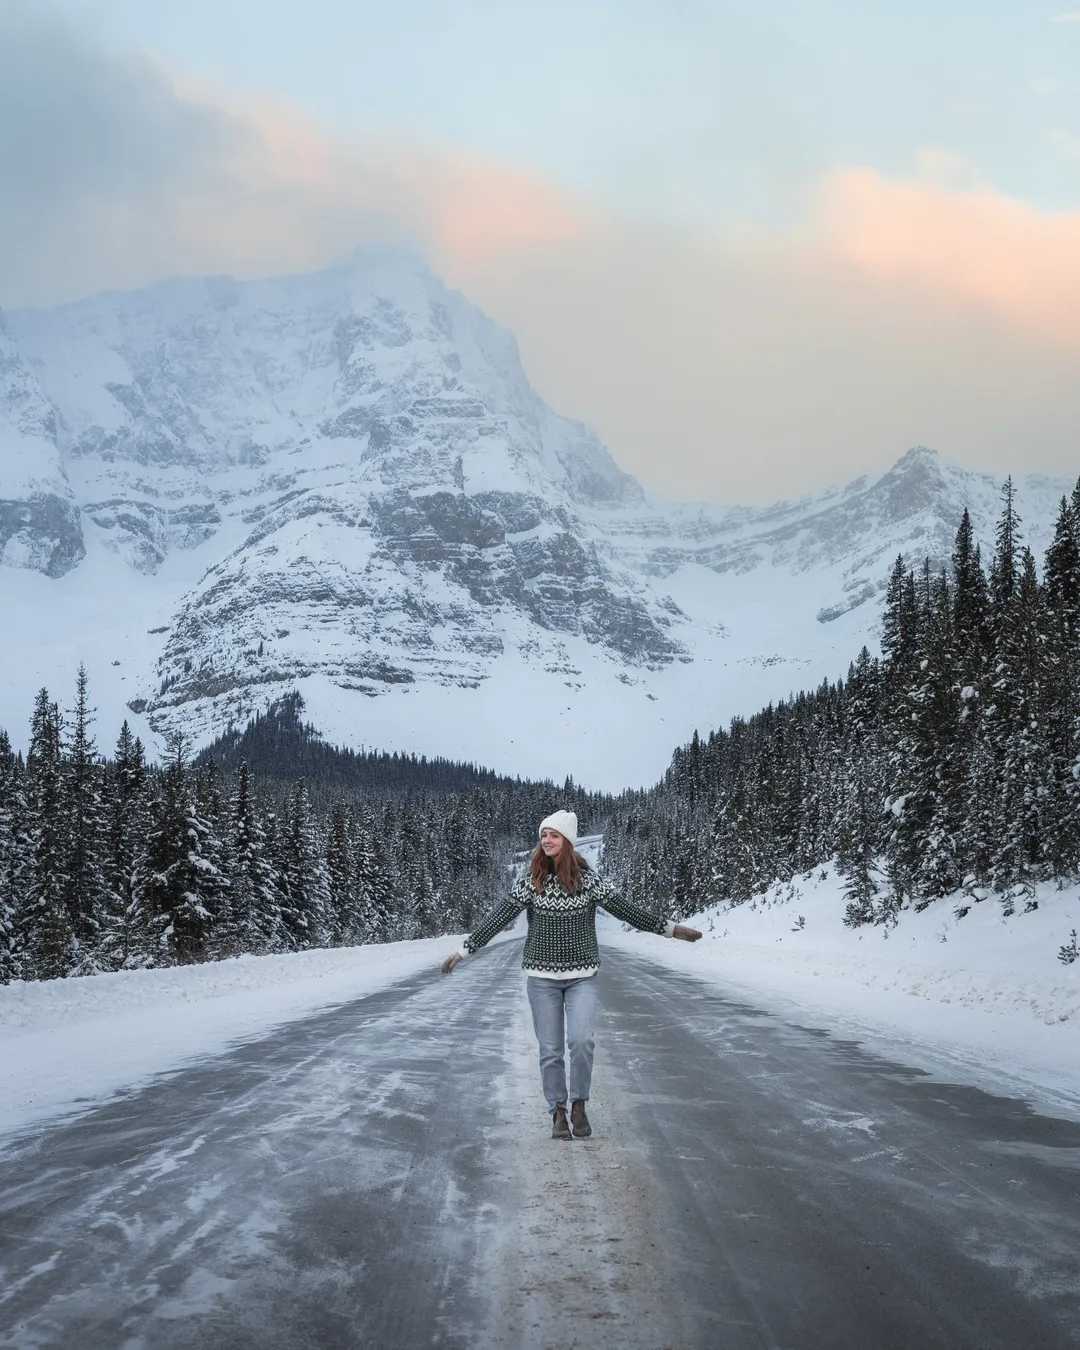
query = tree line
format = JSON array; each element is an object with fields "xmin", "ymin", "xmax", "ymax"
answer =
[
  {"xmin": 6, "ymin": 471, "xmax": 1076, "ymax": 981},
  {"xmin": 0, "ymin": 685, "xmax": 608, "ymax": 983},
  {"xmin": 602, "ymin": 477, "xmax": 1080, "ymax": 928}
]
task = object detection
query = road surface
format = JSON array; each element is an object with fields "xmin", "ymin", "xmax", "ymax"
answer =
[{"xmin": 2, "ymin": 942, "xmax": 1079, "ymax": 1348}]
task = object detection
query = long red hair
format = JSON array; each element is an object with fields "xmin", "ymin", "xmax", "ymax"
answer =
[{"xmin": 530, "ymin": 834, "xmax": 590, "ymax": 894}]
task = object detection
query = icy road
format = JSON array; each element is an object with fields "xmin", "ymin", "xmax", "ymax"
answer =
[{"xmin": 2, "ymin": 944, "xmax": 1079, "ymax": 1349}]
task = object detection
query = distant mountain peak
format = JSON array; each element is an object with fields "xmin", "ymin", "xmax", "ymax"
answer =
[
  {"xmin": 0, "ymin": 259, "xmax": 1072, "ymax": 787},
  {"xmin": 895, "ymin": 444, "xmax": 940, "ymax": 467}
]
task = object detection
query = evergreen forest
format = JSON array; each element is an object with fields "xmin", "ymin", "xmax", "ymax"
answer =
[
  {"xmin": 602, "ymin": 478, "xmax": 1080, "ymax": 929},
  {"xmin": 0, "ymin": 687, "xmax": 607, "ymax": 982}
]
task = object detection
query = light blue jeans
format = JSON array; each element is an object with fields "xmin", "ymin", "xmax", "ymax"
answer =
[{"xmin": 526, "ymin": 974, "xmax": 599, "ymax": 1114}]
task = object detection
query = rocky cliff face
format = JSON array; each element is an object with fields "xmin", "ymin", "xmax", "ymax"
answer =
[
  {"xmin": 0, "ymin": 251, "xmax": 1069, "ymax": 785},
  {"xmin": 0, "ymin": 318, "xmax": 85, "ymax": 577}
]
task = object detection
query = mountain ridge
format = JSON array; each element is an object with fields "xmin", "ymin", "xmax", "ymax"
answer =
[{"xmin": 0, "ymin": 251, "xmax": 1071, "ymax": 789}]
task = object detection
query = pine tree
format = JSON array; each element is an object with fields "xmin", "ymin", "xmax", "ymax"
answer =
[
  {"xmin": 952, "ymin": 511, "xmax": 991, "ymax": 688},
  {"xmin": 991, "ymin": 549, "xmax": 1045, "ymax": 901},
  {"xmin": 396, "ymin": 797, "xmax": 440, "ymax": 938},
  {"xmin": 142, "ymin": 733, "xmax": 226, "ymax": 965},
  {"xmin": 914, "ymin": 570, "xmax": 963, "ymax": 901},
  {"xmin": 0, "ymin": 731, "xmax": 26, "ymax": 983},
  {"xmin": 352, "ymin": 813, "xmax": 394, "ymax": 943},
  {"xmin": 990, "ymin": 475, "xmax": 1022, "ymax": 621},
  {"xmin": 952, "ymin": 517, "xmax": 994, "ymax": 883},
  {"xmin": 841, "ymin": 779, "xmax": 881, "ymax": 926},
  {"xmin": 222, "ymin": 761, "xmax": 280, "ymax": 955},
  {"xmin": 62, "ymin": 665, "xmax": 107, "ymax": 973},
  {"xmin": 881, "ymin": 555, "xmax": 916, "ymax": 673},
  {"xmin": 879, "ymin": 562, "xmax": 923, "ymax": 905},
  {"xmin": 100, "ymin": 723, "xmax": 151, "ymax": 970},
  {"xmin": 23, "ymin": 690, "xmax": 72, "ymax": 979},
  {"xmin": 190, "ymin": 759, "xmax": 231, "ymax": 957},
  {"xmin": 276, "ymin": 781, "xmax": 327, "ymax": 949},
  {"xmin": 324, "ymin": 798, "xmax": 354, "ymax": 945}
]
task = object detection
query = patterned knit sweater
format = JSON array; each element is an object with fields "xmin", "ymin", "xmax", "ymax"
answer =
[{"xmin": 462, "ymin": 867, "xmax": 673, "ymax": 978}]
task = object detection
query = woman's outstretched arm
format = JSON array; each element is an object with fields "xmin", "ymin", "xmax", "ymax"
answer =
[
  {"xmin": 596, "ymin": 876, "xmax": 702, "ymax": 942},
  {"xmin": 440, "ymin": 879, "xmax": 529, "ymax": 973}
]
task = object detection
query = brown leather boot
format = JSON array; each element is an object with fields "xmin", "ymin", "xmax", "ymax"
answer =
[
  {"xmin": 570, "ymin": 1099, "xmax": 591, "ymax": 1138},
  {"xmin": 551, "ymin": 1105, "xmax": 572, "ymax": 1140}
]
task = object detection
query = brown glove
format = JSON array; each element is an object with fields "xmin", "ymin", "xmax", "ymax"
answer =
[
  {"xmin": 672, "ymin": 925, "xmax": 703, "ymax": 942},
  {"xmin": 440, "ymin": 951, "xmax": 464, "ymax": 974}
]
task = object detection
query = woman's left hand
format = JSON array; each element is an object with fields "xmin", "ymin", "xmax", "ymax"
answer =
[{"xmin": 672, "ymin": 925, "xmax": 703, "ymax": 942}]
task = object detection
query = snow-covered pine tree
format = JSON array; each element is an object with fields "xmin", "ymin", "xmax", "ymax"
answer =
[
  {"xmin": 952, "ymin": 515, "xmax": 994, "ymax": 883},
  {"xmin": 193, "ymin": 758, "xmax": 225, "ymax": 833},
  {"xmin": 99, "ymin": 722, "xmax": 151, "ymax": 970},
  {"xmin": 991, "ymin": 547, "xmax": 1047, "ymax": 904},
  {"xmin": 913, "ymin": 569, "xmax": 963, "ymax": 902},
  {"xmin": 141, "ymin": 732, "xmax": 226, "ymax": 965},
  {"xmin": 352, "ymin": 810, "xmax": 394, "ymax": 943},
  {"xmin": 435, "ymin": 800, "xmax": 468, "ymax": 935},
  {"xmin": 879, "ymin": 562, "xmax": 924, "ymax": 906},
  {"xmin": 750, "ymin": 707, "xmax": 784, "ymax": 886},
  {"xmin": 222, "ymin": 760, "xmax": 280, "ymax": 955},
  {"xmin": 396, "ymin": 797, "xmax": 438, "ymax": 938},
  {"xmin": 191, "ymin": 759, "xmax": 231, "ymax": 958},
  {"xmin": 276, "ymin": 780, "xmax": 328, "ymax": 949},
  {"xmin": 990, "ymin": 475, "xmax": 1021, "ymax": 617},
  {"xmin": 841, "ymin": 778, "xmax": 882, "ymax": 927},
  {"xmin": 881, "ymin": 555, "xmax": 917, "ymax": 676},
  {"xmin": 802, "ymin": 683, "xmax": 842, "ymax": 871},
  {"xmin": 836, "ymin": 649, "xmax": 884, "ymax": 921},
  {"xmin": 22, "ymin": 690, "xmax": 72, "ymax": 980},
  {"xmin": 0, "ymin": 731, "xmax": 27, "ymax": 983},
  {"xmin": 983, "ymin": 479, "xmax": 1028, "ymax": 895},
  {"xmin": 62, "ymin": 665, "xmax": 107, "ymax": 974},
  {"xmin": 952, "ymin": 510, "xmax": 991, "ymax": 666},
  {"xmin": 324, "ymin": 797, "xmax": 354, "ymax": 946}
]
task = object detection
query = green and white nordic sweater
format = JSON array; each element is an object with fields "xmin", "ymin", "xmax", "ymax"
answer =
[{"xmin": 462, "ymin": 866, "xmax": 674, "ymax": 978}]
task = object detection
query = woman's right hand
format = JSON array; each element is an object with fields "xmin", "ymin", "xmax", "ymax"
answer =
[{"xmin": 440, "ymin": 952, "xmax": 464, "ymax": 974}]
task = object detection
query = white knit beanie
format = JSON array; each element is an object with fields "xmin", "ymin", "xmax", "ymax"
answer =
[{"xmin": 538, "ymin": 810, "xmax": 578, "ymax": 847}]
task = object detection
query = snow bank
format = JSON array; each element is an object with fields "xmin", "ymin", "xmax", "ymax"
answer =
[
  {"xmin": 0, "ymin": 938, "xmax": 451, "ymax": 1137},
  {"xmin": 602, "ymin": 868, "xmax": 1080, "ymax": 1120}
]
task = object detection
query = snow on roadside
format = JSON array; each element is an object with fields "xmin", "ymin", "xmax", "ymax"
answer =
[
  {"xmin": 601, "ymin": 866, "xmax": 1080, "ymax": 1121},
  {"xmin": 0, "ymin": 938, "xmax": 452, "ymax": 1137}
]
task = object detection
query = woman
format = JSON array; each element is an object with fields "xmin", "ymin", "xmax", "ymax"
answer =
[{"xmin": 440, "ymin": 809, "xmax": 702, "ymax": 1140}]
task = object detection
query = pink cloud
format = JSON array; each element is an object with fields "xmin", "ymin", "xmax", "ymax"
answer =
[
  {"xmin": 817, "ymin": 166, "xmax": 1080, "ymax": 345},
  {"xmin": 157, "ymin": 75, "xmax": 593, "ymax": 277}
]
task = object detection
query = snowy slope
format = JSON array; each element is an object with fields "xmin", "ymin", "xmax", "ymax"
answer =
[
  {"xmin": 604, "ymin": 869, "xmax": 1080, "ymax": 1122},
  {"xmin": 0, "ymin": 249, "xmax": 1070, "ymax": 788}
]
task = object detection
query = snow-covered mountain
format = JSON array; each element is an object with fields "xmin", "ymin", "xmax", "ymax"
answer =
[{"xmin": 0, "ymin": 248, "xmax": 1070, "ymax": 789}]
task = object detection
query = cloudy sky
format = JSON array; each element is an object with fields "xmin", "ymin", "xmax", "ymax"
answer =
[{"xmin": 4, "ymin": 0, "xmax": 1080, "ymax": 503}]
